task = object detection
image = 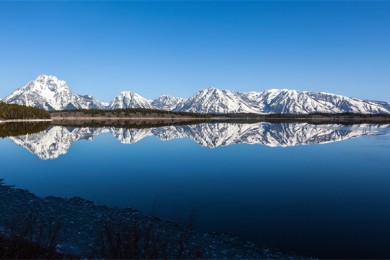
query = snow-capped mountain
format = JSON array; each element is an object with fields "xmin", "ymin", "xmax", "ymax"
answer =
[
  {"xmin": 2, "ymin": 75, "xmax": 390, "ymax": 114},
  {"xmin": 177, "ymin": 88, "xmax": 390, "ymax": 114},
  {"xmin": 238, "ymin": 89, "xmax": 390, "ymax": 114},
  {"xmin": 8, "ymin": 123, "xmax": 390, "ymax": 159},
  {"xmin": 151, "ymin": 95, "xmax": 186, "ymax": 111},
  {"xmin": 109, "ymin": 91, "xmax": 154, "ymax": 109},
  {"xmin": 177, "ymin": 87, "xmax": 259, "ymax": 114},
  {"xmin": 3, "ymin": 75, "xmax": 104, "ymax": 110}
]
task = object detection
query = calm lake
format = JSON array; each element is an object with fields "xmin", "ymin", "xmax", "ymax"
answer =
[{"xmin": 1, "ymin": 122, "xmax": 390, "ymax": 258}]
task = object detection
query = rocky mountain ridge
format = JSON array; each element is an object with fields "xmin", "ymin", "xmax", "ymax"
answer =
[{"xmin": 3, "ymin": 75, "xmax": 390, "ymax": 114}]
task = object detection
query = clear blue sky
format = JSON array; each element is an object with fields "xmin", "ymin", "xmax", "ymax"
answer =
[{"xmin": 0, "ymin": 1, "xmax": 389, "ymax": 102}]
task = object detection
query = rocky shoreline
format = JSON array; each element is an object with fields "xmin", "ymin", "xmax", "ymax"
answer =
[{"xmin": 0, "ymin": 180, "xmax": 303, "ymax": 259}]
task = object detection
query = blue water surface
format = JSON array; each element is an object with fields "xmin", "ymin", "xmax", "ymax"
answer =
[{"xmin": 1, "ymin": 124, "xmax": 390, "ymax": 258}]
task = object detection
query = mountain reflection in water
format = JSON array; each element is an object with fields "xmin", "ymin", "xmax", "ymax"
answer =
[{"xmin": 5, "ymin": 122, "xmax": 390, "ymax": 160}]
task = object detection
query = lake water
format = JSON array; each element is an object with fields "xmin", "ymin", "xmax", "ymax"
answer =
[{"xmin": 1, "ymin": 122, "xmax": 390, "ymax": 258}]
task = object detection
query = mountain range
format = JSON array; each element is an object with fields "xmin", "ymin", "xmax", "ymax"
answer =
[
  {"xmin": 9, "ymin": 123, "xmax": 390, "ymax": 159},
  {"xmin": 2, "ymin": 74, "xmax": 390, "ymax": 114}
]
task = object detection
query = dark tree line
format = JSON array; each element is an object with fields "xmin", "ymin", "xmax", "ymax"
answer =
[
  {"xmin": 0, "ymin": 102, "xmax": 51, "ymax": 120},
  {"xmin": 51, "ymin": 108, "xmax": 211, "ymax": 118},
  {"xmin": 0, "ymin": 122, "xmax": 50, "ymax": 138}
]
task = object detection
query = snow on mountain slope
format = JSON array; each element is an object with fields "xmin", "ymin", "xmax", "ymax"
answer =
[
  {"xmin": 109, "ymin": 91, "xmax": 154, "ymax": 109},
  {"xmin": 3, "ymin": 75, "xmax": 104, "ymax": 110},
  {"xmin": 177, "ymin": 87, "xmax": 259, "ymax": 114},
  {"xmin": 3, "ymin": 75, "xmax": 390, "ymax": 114},
  {"xmin": 174, "ymin": 87, "xmax": 390, "ymax": 114},
  {"xmin": 238, "ymin": 89, "xmax": 390, "ymax": 114},
  {"xmin": 151, "ymin": 95, "xmax": 186, "ymax": 111}
]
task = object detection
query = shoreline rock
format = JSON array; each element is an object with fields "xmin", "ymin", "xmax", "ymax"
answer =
[{"xmin": 0, "ymin": 180, "xmax": 304, "ymax": 259}]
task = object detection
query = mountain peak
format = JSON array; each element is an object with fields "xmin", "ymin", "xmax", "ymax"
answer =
[
  {"xmin": 36, "ymin": 74, "xmax": 59, "ymax": 81},
  {"xmin": 151, "ymin": 95, "xmax": 186, "ymax": 111},
  {"xmin": 202, "ymin": 86, "xmax": 219, "ymax": 92},
  {"xmin": 33, "ymin": 75, "xmax": 67, "ymax": 88},
  {"xmin": 109, "ymin": 91, "xmax": 154, "ymax": 109},
  {"xmin": 178, "ymin": 87, "xmax": 259, "ymax": 114},
  {"xmin": 3, "ymin": 75, "xmax": 103, "ymax": 110},
  {"xmin": 120, "ymin": 91, "xmax": 137, "ymax": 95}
]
